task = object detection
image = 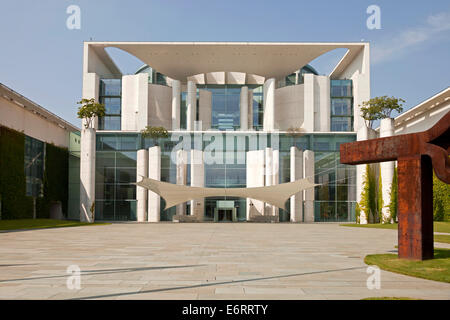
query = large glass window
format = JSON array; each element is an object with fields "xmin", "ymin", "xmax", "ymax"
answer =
[
  {"xmin": 330, "ymin": 80, "xmax": 352, "ymax": 97},
  {"xmin": 24, "ymin": 136, "xmax": 45, "ymax": 197},
  {"xmin": 94, "ymin": 132, "xmax": 356, "ymax": 222},
  {"xmin": 330, "ymin": 80, "xmax": 353, "ymax": 132},
  {"xmin": 197, "ymin": 84, "xmax": 263, "ymax": 131},
  {"xmin": 252, "ymin": 86, "xmax": 264, "ymax": 130},
  {"xmin": 98, "ymin": 79, "xmax": 122, "ymax": 130}
]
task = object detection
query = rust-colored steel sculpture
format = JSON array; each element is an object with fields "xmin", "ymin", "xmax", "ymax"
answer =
[{"xmin": 340, "ymin": 111, "xmax": 450, "ymax": 260}]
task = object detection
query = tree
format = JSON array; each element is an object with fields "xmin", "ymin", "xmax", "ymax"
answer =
[
  {"xmin": 388, "ymin": 167, "xmax": 398, "ymax": 223},
  {"xmin": 141, "ymin": 126, "xmax": 169, "ymax": 146},
  {"xmin": 77, "ymin": 98, "xmax": 105, "ymax": 129},
  {"xmin": 360, "ymin": 96, "xmax": 405, "ymax": 128}
]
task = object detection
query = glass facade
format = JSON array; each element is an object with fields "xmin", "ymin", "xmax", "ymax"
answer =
[
  {"xmin": 98, "ymin": 79, "xmax": 122, "ymax": 130},
  {"xmin": 277, "ymin": 65, "xmax": 319, "ymax": 88},
  {"xmin": 24, "ymin": 136, "xmax": 45, "ymax": 197},
  {"xmin": 196, "ymin": 84, "xmax": 264, "ymax": 131},
  {"xmin": 94, "ymin": 132, "xmax": 356, "ymax": 222},
  {"xmin": 135, "ymin": 65, "xmax": 169, "ymax": 86},
  {"xmin": 330, "ymin": 80, "xmax": 353, "ymax": 132}
]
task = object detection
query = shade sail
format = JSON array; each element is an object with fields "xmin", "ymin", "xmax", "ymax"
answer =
[{"xmin": 135, "ymin": 177, "xmax": 318, "ymax": 210}]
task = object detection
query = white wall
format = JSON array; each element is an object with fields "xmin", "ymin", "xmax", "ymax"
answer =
[
  {"xmin": 121, "ymin": 74, "xmax": 149, "ymax": 131},
  {"xmin": 337, "ymin": 45, "xmax": 370, "ymax": 132},
  {"xmin": 274, "ymin": 84, "xmax": 304, "ymax": 130},
  {"xmin": 148, "ymin": 84, "xmax": 172, "ymax": 129},
  {"xmin": 199, "ymin": 89, "xmax": 212, "ymax": 130},
  {"xmin": 0, "ymin": 96, "xmax": 71, "ymax": 148}
]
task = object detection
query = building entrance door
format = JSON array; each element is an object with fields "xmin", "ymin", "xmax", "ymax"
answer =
[
  {"xmin": 218, "ymin": 209, "xmax": 232, "ymax": 221},
  {"xmin": 213, "ymin": 200, "xmax": 237, "ymax": 222}
]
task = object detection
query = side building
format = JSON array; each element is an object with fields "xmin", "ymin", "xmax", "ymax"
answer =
[{"xmin": 0, "ymin": 83, "xmax": 79, "ymax": 220}]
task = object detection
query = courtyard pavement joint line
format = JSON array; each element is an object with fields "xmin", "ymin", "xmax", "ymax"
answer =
[{"xmin": 73, "ymin": 266, "xmax": 366, "ymax": 300}]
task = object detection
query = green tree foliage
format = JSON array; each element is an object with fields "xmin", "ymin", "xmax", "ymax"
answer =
[
  {"xmin": 77, "ymin": 98, "xmax": 105, "ymax": 129},
  {"xmin": 141, "ymin": 126, "xmax": 169, "ymax": 146},
  {"xmin": 360, "ymin": 96, "xmax": 405, "ymax": 128},
  {"xmin": 388, "ymin": 167, "xmax": 398, "ymax": 223},
  {"xmin": 359, "ymin": 164, "xmax": 377, "ymax": 223},
  {"xmin": 433, "ymin": 173, "xmax": 450, "ymax": 221}
]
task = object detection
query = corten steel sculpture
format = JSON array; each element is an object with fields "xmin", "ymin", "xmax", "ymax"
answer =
[{"xmin": 340, "ymin": 111, "xmax": 450, "ymax": 260}]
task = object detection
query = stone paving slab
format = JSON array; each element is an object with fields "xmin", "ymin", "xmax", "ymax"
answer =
[{"xmin": 0, "ymin": 223, "xmax": 448, "ymax": 300}]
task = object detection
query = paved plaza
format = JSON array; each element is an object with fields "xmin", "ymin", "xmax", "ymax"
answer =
[{"xmin": 0, "ymin": 223, "xmax": 449, "ymax": 300}]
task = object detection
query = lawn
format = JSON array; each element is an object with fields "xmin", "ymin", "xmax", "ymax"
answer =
[
  {"xmin": 340, "ymin": 221, "xmax": 450, "ymax": 233},
  {"xmin": 362, "ymin": 297, "xmax": 422, "ymax": 300},
  {"xmin": 0, "ymin": 219, "xmax": 109, "ymax": 231},
  {"xmin": 364, "ymin": 248, "xmax": 450, "ymax": 283},
  {"xmin": 434, "ymin": 234, "xmax": 450, "ymax": 244}
]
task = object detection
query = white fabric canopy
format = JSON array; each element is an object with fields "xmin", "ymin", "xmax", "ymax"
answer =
[{"xmin": 136, "ymin": 177, "xmax": 318, "ymax": 210}]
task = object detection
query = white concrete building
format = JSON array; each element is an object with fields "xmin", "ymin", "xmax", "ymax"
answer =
[{"xmin": 77, "ymin": 41, "xmax": 370, "ymax": 222}]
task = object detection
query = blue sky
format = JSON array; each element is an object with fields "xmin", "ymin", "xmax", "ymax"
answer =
[{"xmin": 0, "ymin": 0, "xmax": 449, "ymax": 127}]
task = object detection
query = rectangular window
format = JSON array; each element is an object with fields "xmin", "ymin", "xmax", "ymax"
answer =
[
  {"xmin": 24, "ymin": 136, "xmax": 45, "ymax": 197},
  {"xmin": 99, "ymin": 79, "xmax": 122, "ymax": 130},
  {"xmin": 330, "ymin": 80, "xmax": 353, "ymax": 132}
]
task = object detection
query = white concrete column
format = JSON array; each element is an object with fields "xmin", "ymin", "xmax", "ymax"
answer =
[
  {"xmin": 303, "ymin": 150, "xmax": 315, "ymax": 222},
  {"xmin": 240, "ymin": 86, "xmax": 249, "ymax": 130},
  {"xmin": 379, "ymin": 118, "xmax": 395, "ymax": 223},
  {"xmin": 186, "ymin": 81, "xmax": 197, "ymax": 131},
  {"xmin": 248, "ymin": 89, "xmax": 254, "ymax": 129},
  {"xmin": 246, "ymin": 149, "xmax": 265, "ymax": 220},
  {"xmin": 290, "ymin": 146, "xmax": 303, "ymax": 222},
  {"xmin": 171, "ymin": 80, "xmax": 181, "ymax": 130},
  {"xmin": 264, "ymin": 147, "xmax": 273, "ymax": 216},
  {"xmin": 355, "ymin": 124, "xmax": 378, "ymax": 224},
  {"xmin": 272, "ymin": 149, "xmax": 279, "ymax": 217},
  {"xmin": 148, "ymin": 146, "xmax": 161, "ymax": 222},
  {"xmin": 82, "ymin": 73, "xmax": 100, "ymax": 129},
  {"xmin": 136, "ymin": 149, "xmax": 149, "ymax": 222},
  {"xmin": 176, "ymin": 149, "xmax": 188, "ymax": 215},
  {"xmin": 80, "ymin": 128, "xmax": 96, "ymax": 222},
  {"xmin": 303, "ymin": 74, "xmax": 315, "ymax": 132},
  {"xmin": 190, "ymin": 149, "xmax": 204, "ymax": 220},
  {"xmin": 263, "ymin": 78, "xmax": 275, "ymax": 131},
  {"xmin": 199, "ymin": 89, "xmax": 212, "ymax": 130},
  {"xmin": 317, "ymin": 76, "xmax": 330, "ymax": 132}
]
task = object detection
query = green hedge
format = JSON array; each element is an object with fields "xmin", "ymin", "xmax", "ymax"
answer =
[
  {"xmin": 0, "ymin": 126, "xmax": 33, "ymax": 219},
  {"xmin": 0, "ymin": 126, "xmax": 69, "ymax": 219},
  {"xmin": 434, "ymin": 172, "xmax": 450, "ymax": 221}
]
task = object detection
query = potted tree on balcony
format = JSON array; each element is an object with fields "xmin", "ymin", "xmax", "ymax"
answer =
[
  {"xmin": 76, "ymin": 98, "xmax": 105, "ymax": 129},
  {"xmin": 140, "ymin": 126, "xmax": 169, "ymax": 147}
]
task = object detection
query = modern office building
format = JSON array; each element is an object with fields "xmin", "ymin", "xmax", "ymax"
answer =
[{"xmin": 77, "ymin": 41, "xmax": 372, "ymax": 223}]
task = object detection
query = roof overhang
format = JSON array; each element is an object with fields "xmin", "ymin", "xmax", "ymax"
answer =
[
  {"xmin": 86, "ymin": 41, "xmax": 368, "ymax": 80},
  {"xmin": 394, "ymin": 87, "xmax": 450, "ymax": 128},
  {"xmin": 0, "ymin": 83, "xmax": 79, "ymax": 132}
]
